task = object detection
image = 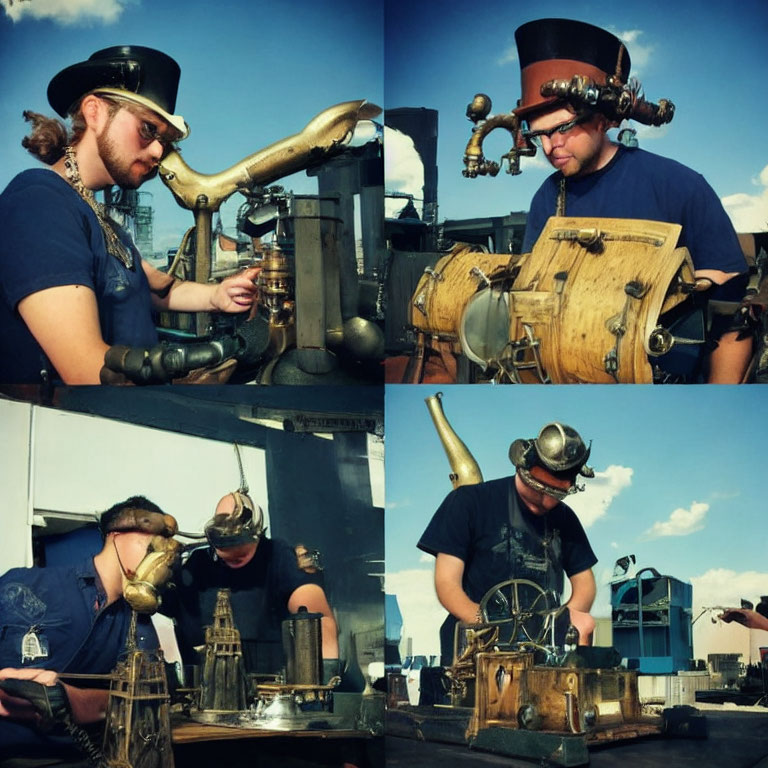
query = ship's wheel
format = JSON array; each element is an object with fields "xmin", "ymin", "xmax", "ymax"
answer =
[{"xmin": 479, "ymin": 578, "xmax": 563, "ymax": 645}]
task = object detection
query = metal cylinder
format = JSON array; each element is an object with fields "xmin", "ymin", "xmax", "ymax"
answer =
[{"xmin": 282, "ymin": 606, "xmax": 323, "ymax": 684}]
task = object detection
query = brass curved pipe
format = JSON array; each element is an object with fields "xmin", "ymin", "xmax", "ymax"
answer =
[
  {"xmin": 463, "ymin": 113, "xmax": 522, "ymax": 177},
  {"xmin": 541, "ymin": 76, "xmax": 675, "ymax": 126},
  {"xmin": 158, "ymin": 99, "xmax": 382, "ymax": 212},
  {"xmin": 463, "ymin": 94, "xmax": 533, "ymax": 178}
]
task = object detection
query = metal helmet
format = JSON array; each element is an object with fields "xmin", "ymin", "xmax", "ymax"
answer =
[
  {"xmin": 204, "ymin": 491, "xmax": 265, "ymax": 549},
  {"xmin": 509, "ymin": 422, "xmax": 594, "ymax": 499},
  {"xmin": 534, "ymin": 423, "xmax": 591, "ymax": 474}
]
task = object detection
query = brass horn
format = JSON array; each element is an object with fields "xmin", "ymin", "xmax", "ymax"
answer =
[
  {"xmin": 158, "ymin": 100, "xmax": 381, "ymax": 212},
  {"xmin": 158, "ymin": 100, "xmax": 381, "ymax": 308},
  {"xmin": 425, "ymin": 392, "xmax": 483, "ymax": 489}
]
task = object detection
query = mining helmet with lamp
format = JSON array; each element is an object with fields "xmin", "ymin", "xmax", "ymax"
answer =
[
  {"xmin": 204, "ymin": 491, "xmax": 265, "ymax": 549},
  {"xmin": 509, "ymin": 422, "xmax": 594, "ymax": 500}
]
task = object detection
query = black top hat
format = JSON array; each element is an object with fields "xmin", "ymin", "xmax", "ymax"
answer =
[
  {"xmin": 47, "ymin": 45, "xmax": 188, "ymax": 138},
  {"xmin": 514, "ymin": 19, "xmax": 631, "ymax": 118}
]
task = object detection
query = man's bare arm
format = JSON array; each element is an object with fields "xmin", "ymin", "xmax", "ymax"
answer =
[
  {"xmin": 719, "ymin": 608, "xmax": 768, "ymax": 631},
  {"xmin": 434, "ymin": 553, "xmax": 480, "ymax": 624},
  {"xmin": 288, "ymin": 583, "xmax": 339, "ymax": 659},
  {"xmin": 566, "ymin": 568, "xmax": 596, "ymax": 613},
  {"xmin": 142, "ymin": 262, "xmax": 259, "ymax": 314},
  {"xmin": 17, "ymin": 285, "xmax": 109, "ymax": 384}
]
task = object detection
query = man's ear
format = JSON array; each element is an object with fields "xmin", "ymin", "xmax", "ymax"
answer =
[{"xmin": 80, "ymin": 94, "xmax": 108, "ymax": 131}]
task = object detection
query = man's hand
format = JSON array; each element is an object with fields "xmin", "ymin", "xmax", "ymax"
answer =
[
  {"xmin": 719, "ymin": 608, "xmax": 768, "ymax": 631},
  {"xmin": 0, "ymin": 668, "xmax": 59, "ymax": 721},
  {"xmin": 210, "ymin": 266, "xmax": 260, "ymax": 313}
]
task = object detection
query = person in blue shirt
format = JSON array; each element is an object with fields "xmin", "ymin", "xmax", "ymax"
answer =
[
  {"xmin": 0, "ymin": 46, "xmax": 258, "ymax": 386},
  {"xmin": 513, "ymin": 19, "xmax": 752, "ymax": 383},
  {"xmin": 0, "ymin": 496, "xmax": 178, "ymax": 758}
]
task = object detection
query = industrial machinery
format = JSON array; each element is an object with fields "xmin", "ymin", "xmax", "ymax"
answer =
[
  {"xmin": 188, "ymin": 590, "xmax": 348, "ymax": 732},
  {"xmin": 386, "ymin": 392, "xmax": 706, "ymax": 766},
  {"xmin": 404, "ymin": 217, "xmax": 711, "ymax": 384},
  {"xmin": 611, "ymin": 567, "xmax": 693, "ymax": 674},
  {"xmin": 101, "ymin": 100, "xmax": 386, "ymax": 386}
]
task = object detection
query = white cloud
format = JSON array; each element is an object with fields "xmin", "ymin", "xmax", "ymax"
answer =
[
  {"xmin": 520, "ymin": 152, "xmax": 552, "ymax": 173},
  {"xmin": 590, "ymin": 565, "xmax": 619, "ymax": 619},
  {"xmin": 643, "ymin": 501, "xmax": 708, "ymax": 540},
  {"xmin": 722, "ymin": 164, "xmax": 768, "ymax": 233},
  {"xmin": 610, "ymin": 27, "xmax": 652, "ymax": 76},
  {"xmin": 496, "ymin": 45, "xmax": 518, "ymax": 66},
  {"xmin": 418, "ymin": 552, "xmax": 432, "ymax": 564},
  {"xmin": 385, "ymin": 568, "xmax": 443, "ymax": 658},
  {"xmin": 1, "ymin": 0, "xmax": 129, "ymax": 24},
  {"xmin": 690, "ymin": 568, "xmax": 768, "ymax": 611},
  {"xmin": 567, "ymin": 464, "xmax": 633, "ymax": 528},
  {"xmin": 384, "ymin": 126, "xmax": 424, "ymax": 219}
]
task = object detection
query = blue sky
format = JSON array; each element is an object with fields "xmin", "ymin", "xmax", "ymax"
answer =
[
  {"xmin": 385, "ymin": 384, "xmax": 768, "ymax": 654},
  {"xmin": 0, "ymin": 0, "xmax": 383, "ymax": 252},
  {"xmin": 4, "ymin": 1, "xmax": 764, "ymax": 246},
  {"xmin": 384, "ymin": 0, "xmax": 768, "ymax": 232}
]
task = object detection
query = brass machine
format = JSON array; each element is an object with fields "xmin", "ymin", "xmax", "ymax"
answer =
[
  {"xmin": 102, "ymin": 617, "xmax": 175, "ymax": 768},
  {"xmin": 387, "ymin": 393, "xmax": 705, "ymax": 766},
  {"xmin": 103, "ymin": 100, "xmax": 384, "ymax": 384},
  {"xmin": 187, "ymin": 590, "xmax": 342, "ymax": 730},
  {"xmin": 409, "ymin": 218, "xmax": 703, "ymax": 384},
  {"xmin": 159, "ymin": 100, "xmax": 385, "ymax": 379}
]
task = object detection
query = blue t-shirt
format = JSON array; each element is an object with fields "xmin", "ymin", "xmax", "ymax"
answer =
[
  {"xmin": 522, "ymin": 145, "xmax": 747, "ymax": 277},
  {"xmin": 0, "ymin": 169, "xmax": 158, "ymax": 384},
  {"xmin": 0, "ymin": 558, "xmax": 158, "ymax": 755}
]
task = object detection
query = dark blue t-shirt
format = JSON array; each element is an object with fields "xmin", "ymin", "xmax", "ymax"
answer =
[
  {"xmin": 0, "ymin": 169, "xmax": 158, "ymax": 384},
  {"xmin": 160, "ymin": 538, "xmax": 323, "ymax": 675},
  {"xmin": 522, "ymin": 145, "xmax": 747, "ymax": 277},
  {"xmin": 0, "ymin": 558, "xmax": 158, "ymax": 755},
  {"xmin": 418, "ymin": 476, "xmax": 596, "ymax": 663}
]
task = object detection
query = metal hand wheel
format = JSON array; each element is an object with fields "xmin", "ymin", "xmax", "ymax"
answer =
[{"xmin": 479, "ymin": 578, "xmax": 561, "ymax": 645}]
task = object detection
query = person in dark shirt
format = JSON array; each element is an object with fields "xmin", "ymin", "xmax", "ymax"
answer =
[
  {"xmin": 418, "ymin": 422, "xmax": 597, "ymax": 666},
  {"xmin": 161, "ymin": 491, "xmax": 339, "ymax": 678},
  {"xmin": 0, "ymin": 45, "xmax": 258, "ymax": 386},
  {"xmin": 0, "ymin": 496, "xmax": 178, "ymax": 758},
  {"xmin": 513, "ymin": 19, "xmax": 751, "ymax": 382}
]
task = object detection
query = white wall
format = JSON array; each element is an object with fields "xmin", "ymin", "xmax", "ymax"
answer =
[
  {"xmin": 0, "ymin": 399, "xmax": 268, "ymax": 569},
  {"xmin": 0, "ymin": 400, "xmax": 34, "ymax": 571}
]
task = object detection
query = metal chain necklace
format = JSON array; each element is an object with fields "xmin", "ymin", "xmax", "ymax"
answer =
[
  {"xmin": 556, "ymin": 176, "xmax": 567, "ymax": 217},
  {"xmin": 62, "ymin": 146, "xmax": 134, "ymax": 269}
]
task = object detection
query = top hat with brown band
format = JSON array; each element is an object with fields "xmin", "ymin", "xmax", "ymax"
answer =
[
  {"xmin": 513, "ymin": 18, "xmax": 630, "ymax": 119},
  {"xmin": 47, "ymin": 45, "xmax": 189, "ymax": 138}
]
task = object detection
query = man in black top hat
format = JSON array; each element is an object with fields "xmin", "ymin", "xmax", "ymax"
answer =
[
  {"xmin": 514, "ymin": 19, "xmax": 751, "ymax": 383},
  {"xmin": 418, "ymin": 422, "xmax": 598, "ymax": 667},
  {"xmin": 0, "ymin": 46, "xmax": 259, "ymax": 386}
]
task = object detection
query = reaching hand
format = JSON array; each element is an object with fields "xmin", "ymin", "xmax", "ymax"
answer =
[
  {"xmin": 718, "ymin": 608, "xmax": 768, "ymax": 631},
  {"xmin": 0, "ymin": 667, "xmax": 59, "ymax": 720},
  {"xmin": 211, "ymin": 266, "xmax": 261, "ymax": 313}
]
